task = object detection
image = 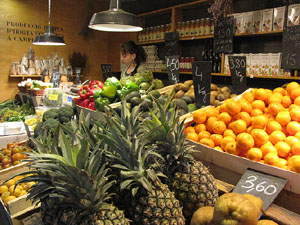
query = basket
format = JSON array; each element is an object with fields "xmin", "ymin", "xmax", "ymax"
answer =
[
  {"xmin": 31, "ymin": 89, "xmax": 45, "ymax": 96},
  {"xmin": 17, "ymin": 86, "xmax": 26, "ymax": 93}
]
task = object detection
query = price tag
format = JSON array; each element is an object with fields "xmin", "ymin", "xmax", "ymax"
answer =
[
  {"xmin": 50, "ymin": 70, "xmax": 61, "ymax": 88},
  {"xmin": 101, "ymin": 64, "xmax": 112, "ymax": 81},
  {"xmin": 213, "ymin": 16, "xmax": 234, "ymax": 53},
  {"xmin": 48, "ymin": 94, "xmax": 58, "ymax": 101},
  {"xmin": 192, "ymin": 61, "xmax": 212, "ymax": 108},
  {"xmin": 228, "ymin": 56, "xmax": 247, "ymax": 94},
  {"xmin": 282, "ymin": 25, "xmax": 300, "ymax": 69},
  {"xmin": 165, "ymin": 31, "xmax": 179, "ymax": 56},
  {"xmin": 233, "ymin": 169, "xmax": 287, "ymax": 211},
  {"xmin": 165, "ymin": 55, "xmax": 180, "ymax": 84},
  {"xmin": 40, "ymin": 69, "xmax": 47, "ymax": 81}
]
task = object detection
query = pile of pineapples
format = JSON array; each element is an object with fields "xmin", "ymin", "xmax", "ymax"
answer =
[{"xmin": 8, "ymin": 94, "xmax": 218, "ymax": 224}]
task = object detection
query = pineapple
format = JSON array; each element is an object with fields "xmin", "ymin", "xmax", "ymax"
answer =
[
  {"xmin": 144, "ymin": 95, "xmax": 218, "ymax": 220},
  {"xmin": 101, "ymin": 102, "xmax": 185, "ymax": 224},
  {"xmin": 9, "ymin": 126, "xmax": 130, "ymax": 225}
]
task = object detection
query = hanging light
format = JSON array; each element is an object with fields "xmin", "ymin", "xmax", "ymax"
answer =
[
  {"xmin": 33, "ymin": 0, "xmax": 66, "ymax": 46},
  {"xmin": 89, "ymin": 0, "xmax": 142, "ymax": 32}
]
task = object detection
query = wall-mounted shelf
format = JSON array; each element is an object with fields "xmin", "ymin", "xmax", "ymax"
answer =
[
  {"xmin": 137, "ymin": 40, "xmax": 165, "ymax": 45},
  {"xmin": 234, "ymin": 30, "xmax": 283, "ymax": 37},
  {"xmin": 10, "ymin": 75, "xmax": 42, "ymax": 78}
]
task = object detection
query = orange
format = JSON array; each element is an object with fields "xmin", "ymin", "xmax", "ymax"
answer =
[
  {"xmin": 289, "ymin": 155, "xmax": 300, "ymax": 173},
  {"xmin": 186, "ymin": 132, "xmax": 199, "ymax": 142},
  {"xmin": 251, "ymin": 129, "xmax": 269, "ymax": 147},
  {"xmin": 224, "ymin": 141, "xmax": 239, "ymax": 155},
  {"xmin": 290, "ymin": 87, "xmax": 300, "ymax": 100},
  {"xmin": 219, "ymin": 103, "xmax": 227, "ymax": 113},
  {"xmin": 184, "ymin": 126, "xmax": 196, "ymax": 135},
  {"xmin": 218, "ymin": 112, "xmax": 232, "ymax": 125},
  {"xmin": 266, "ymin": 120, "xmax": 282, "ymax": 135},
  {"xmin": 274, "ymin": 158, "xmax": 288, "ymax": 169},
  {"xmin": 273, "ymin": 87, "xmax": 287, "ymax": 96},
  {"xmin": 264, "ymin": 152, "xmax": 280, "ymax": 166},
  {"xmin": 193, "ymin": 109, "xmax": 207, "ymax": 124},
  {"xmin": 225, "ymin": 100, "xmax": 241, "ymax": 116},
  {"xmin": 255, "ymin": 88, "xmax": 268, "ymax": 101},
  {"xmin": 210, "ymin": 134, "xmax": 223, "ymax": 147},
  {"xmin": 276, "ymin": 111, "xmax": 291, "ymax": 126},
  {"xmin": 199, "ymin": 138, "xmax": 215, "ymax": 148},
  {"xmin": 242, "ymin": 91, "xmax": 254, "ymax": 103},
  {"xmin": 198, "ymin": 131, "xmax": 211, "ymax": 140},
  {"xmin": 246, "ymin": 125, "xmax": 254, "ymax": 134},
  {"xmin": 267, "ymin": 103, "xmax": 284, "ymax": 116},
  {"xmin": 251, "ymin": 115, "xmax": 268, "ymax": 129},
  {"xmin": 284, "ymin": 136, "xmax": 299, "ymax": 148},
  {"xmin": 286, "ymin": 82, "xmax": 300, "ymax": 95},
  {"xmin": 267, "ymin": 93, "xmax": 283, "ymax": 105},
  {"xmin": 195, "ymin": 124, "xmax": 206, "ymax": 133},
  {"xmin": 260, "ymin": 142, "xmax": 277, "ymax": 157},
  {"xmin": 205, "ymin": 107, "xmax": 219, "ymax": 118},
  {"xmin": 289, "ymin": 104, "xmax": 300, "ymax": 111},
  {"xmin": 221, "ymin": 136, "xmax": 235, "ymax": 150},
  {"xmin": 294, "ymin": 96, "xmax": 300, "ymax": 106},
  {"xmin": 246, "ymin": 148, "xmax": 263, "ymax": 161},
  {"xmin": 237, "ymin": 112, "xmax": 251, "ymax": 126},
  {"xmin": 292, "ymin": 142, "xmax": 300, "ymax": 155},
  {"xmin": 295, "ymin": 131, "xmax": 300, "ymax": 140},
  {"xmin": 236, "ymin": 132, "xmax": 254, "ymax": 152},
  {"xmin": 281, "ymin": 95, "xmax": 292, "ymax": 108},
  {"xmin": 228, "ymin": 119, "xmax": 247, "ymax": 134},
  {"xmin": 206, "ymin": 117, "xmax": 218, "ymax": 133},
  {"xmin": 269, "ymin": 131, "xmax": 286, "ymax": 145},
  {"xmin": 289, "ymin": 107, "xmax": 300, "ymax": 122},
  {"xmin": 214, "ymin": 146, "xmax": 224, "ymax": 152},
  {"xmin": 251, "ymin": 109, "xmax": 264, "ymax": 117},
  {"xmin": 286, "ymin": 121, "xmax": 300, "ymax": 136},
  {"xmin": 212, "ymin": 121, "xmax": 226, "ymax": 135},
  {"xmin": 239, "ymin": 100, "xmax": 253, "ymax": 114},
  {"xmin": 275, "ymin": 141, "xmax": 291, "ymax": 158},
  {"xmin": 223, "ymin": 129, "xmax": 236, "ymax": 138},
  {"xmin": 252, "ymin": 100, "xmax": 265, "ymax": 111}
]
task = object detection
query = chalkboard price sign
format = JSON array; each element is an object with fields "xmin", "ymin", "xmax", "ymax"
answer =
[
  {"xmin": 40, "ymin": 69, "xmax": 47, "ymax": 81},
  {"xmin": 165, "ymin": 55, "xmax": 180, "ymax": 84},
  {"xmin": 213, "ymin": 16, "xmax": 234, "ymax": 53},
  {"xmin": 233, "ymin": 169, "xmax": 287, "ymax": 211},
  {"xmin": 192, "ymin": 61, "xmax": 212, "ymax": 108},
  {"xmin": 228, "ymin": 56, "xmax": 247, "ymax": 94},
  {"xmin": 101, "ymin": 64, "xmax": 112, "ymax": 81},
  {"xmin": 165, "ymin": 32, "xmax": 179, "ymax": 56},
  {"xmin": 50, "ymin": 70, "xmax": 61, "ymax": 88},
  {"xmin": 282, "ymin": 25, "xmax": 300, "ymax": 69}
]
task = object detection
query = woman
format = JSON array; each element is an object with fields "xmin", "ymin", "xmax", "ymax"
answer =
[{"xmin": 120, "ymin": 41, "xmax": 147, "ymax": 78}]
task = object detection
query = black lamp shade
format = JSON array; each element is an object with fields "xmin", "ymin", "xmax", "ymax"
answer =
[{"xmin": 33, "ymin": 26, "xmax": 66, "ymax": 46}]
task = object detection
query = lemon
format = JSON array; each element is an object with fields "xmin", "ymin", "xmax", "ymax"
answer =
[
  {"xmin": 4, "ymin": 179, "xmax": 15, "ymax": 187},
  {"xmin": 3, "ymin": 196, "xmax": 16, "ymax": 206},
  {"xmin": 19, "ymin": 190, "xmax": 27, "ymax": 196},
  {"xmin": 0, "ymin": 185, "xmax": 8, "ymax": 194},
  {"xmin": 9, "ymin": 186, "xmax": 21, "ymax": 197},
  {"xmin": 26, "ymin": 182, "xmax": 35, "ymax": 189},
  {"xmin": 1, "ymin": 192, "xmax": 10, "ymax": 201}
]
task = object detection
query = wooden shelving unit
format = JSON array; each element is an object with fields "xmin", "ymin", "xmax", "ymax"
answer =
[
  {"xmin": 137, "ymin": 40, "xmax": 165, "ymax": 45},
  {"xmin": 234, "ymin": 30, "xmax": 283, "ymax": 37},
  {"xmin": 10, "ymin": 74, "xmax": 42, "ymax": 78}
]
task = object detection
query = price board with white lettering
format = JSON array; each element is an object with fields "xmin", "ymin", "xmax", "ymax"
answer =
[
  {"xmin": 213, "ymin": 16, "xmax": 234, "ymax": 53},
  {"xmin": 101, "ymin": 64, "xmax": 112, "ymax": 80},
  {"xmin": 50, "ymin": 70, "xmax": 61, "ymax": 88},
  {"xmin": 228, "ymin": 56, "xmax": 247, "ymax": 94},
  {"xmin": 282, "ymin": 25, "xmax": 300, "ymax": 69},
  {"xmin": 192, "ymin": 61, "xmax": 212, "ymax": 108},
  {"xmin": 165, "ymin": 55, "xmax": 180, "ymax": 84},
  {"xmin": 165, "ymin": 32, "xmax": 179, "ymax": 56},
  {"xmin": 233, "ymin": 169, "xmax": 287, "ymax": 211}
]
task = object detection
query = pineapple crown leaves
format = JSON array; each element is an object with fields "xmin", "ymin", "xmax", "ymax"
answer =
[{"xmin": 100, "ymin": 101, "xmax": 166, "ymax": 196}]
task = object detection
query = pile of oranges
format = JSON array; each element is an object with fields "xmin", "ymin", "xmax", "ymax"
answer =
[{"xmin": 185, "ymin": 82, "xmax": 300, "ymax": 173}]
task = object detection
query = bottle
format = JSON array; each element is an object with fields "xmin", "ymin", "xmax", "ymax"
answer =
[
  {"xmin": 161, "ymin": 25, "xmax": 165, "ymax": 40},
  {"xmin": 144, "ymin": 28, "xmax": 148, "ymax": 41},
  {"xmin": 185, "ymin": 21, "xmax": 190, "ymax": 37},
  {"xmin": 190, "ymin": 20, "xmax": 196, "ymax": 37},
  {"xmin": 180, "ymin": 57, "xmax": 184, "ymax": 72},
  {"xmin": 181, "ymin": 21, "xmax": 186, "ymax": 37},
  {"xmin": 195, "ymin": 19, "xmax": 200, "ymax": 36},
  {"xmin": 200, "ymin": 18, "xmax": 205, "ymax": 35},
  {"xmin": 149, "ymin": 27, "xmax": 153, "ymax": 41},
  {"xmin": 205, "ymin": 18, "xmax": 211, "ymax": 35},
  {"xmin": 210, "ymin": 18, "xmax": 215, "ymax": 35}
]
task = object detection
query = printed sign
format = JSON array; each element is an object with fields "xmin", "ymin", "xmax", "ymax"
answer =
[
  {"xmin": 228, "ymin": 56, "xmax": 247, "ymax": 94},
  {"xmin": 233, "ymin": 169, "xmax": 287, "ymax": 211},
  {"xmin": 101, "ymin": 64, "xmax": 112, "ymax": 81},
  {"xmin": 282, "ymin": 25, "xmax": 300, "ymax": 69},
  {"xmin": 166, "ymin": 55, "xmax": 180, "ymax": 84},
  {"xmin": 165, "ymin": 31, "xmax": 179, "ymax": 56},
  {"xmin": 192, "ymin": 61, "xmax": 212, "ymax": 108},
  {"xmin": 50, "ymin": 70, "xmax": 61, "ymax": 88},
  {"xmin": 214, "ymin": 16, "xmax": 234, "ymax": 53}
]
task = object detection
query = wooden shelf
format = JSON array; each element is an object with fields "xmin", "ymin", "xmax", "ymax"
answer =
[
  {"xmin": 247, "ymin": 75, "xmax": 300, "ymax": 80},
  {"xmin": 179, "ymin": 34, "xmax": 214, "ymax": 41},
  {"xmin": 10, "ymin": 75, "xmax": 42, "ymax": 78},
  {"xmin": 234, "ymin": 30, "xmax": 283, "ymax": 37},
  {"xmin": 137, "ymin": 39, "xmax": 165, "ymax": 45}
]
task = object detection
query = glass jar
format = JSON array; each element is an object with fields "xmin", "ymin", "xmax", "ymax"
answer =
[
  {"xmin": 185, "ymin": 57, "xmax": 190, "ymax": 72},
  {"xmin": 199, "ymin": 18, "xmax": 205, "ymax": 35},
  {"xmin": 210, "ymin": 18, "xmax": 215, "ymax": 34},
  {"xmin": 205, "ymin": 18, "xmax": 211, "ymax": 35},
  {"xmin": 190, "ymin": 20, "xmax": 196, "ymax": 37},
  {"xmin": 160, "ymin": 25, "xmax": 165, "ymax": 40},
  {"xmin": 195, "ymin": 19, "xmax": 200, "ymax": 36},
  {"xmin": 155, "ymin": 26, "xmax": 159, "ymax": 40},
  {"xmin": 180, "ymin": 57, "xmax": 184, "ymax": 72},
  {"xmin": 180, "ymin": 21, "xmax": 186, "ymax": 37},
  {"xmin": 149, "ymin": 27, "xmax": 153, "ymax": 41},
  {"xmin": 185, "ymin": 21, "xmax": 190, "ymax": 37},
  {"xmin": 144, "ymin": 28, "xmax": 148, "ymax": 41}
]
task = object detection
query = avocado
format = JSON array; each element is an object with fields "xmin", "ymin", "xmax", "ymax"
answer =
[
  {"xmin": 140, "ymin": 99, "xmax": 152, "ymax": 111},
  {"xmin": 182, "ymin": 96, "xmax": 193, "ymax": 104},
  {"xmin": 130, "ymin": 97, "xmax": 142, "ymax": 107},
  {"xmin": 171, "ymin": 99, "xmax": 188, "ymax": 112},
  {"xmin": 188, "ymin": 103, "xmax": 197, "ymax": 112},
  {"xmin": 125, "ymin": 91, "xmax": 141, "ymax": 102},
  {"xmin": 147, "ymin": 90, "xmax": 160, "ymax": 99}
]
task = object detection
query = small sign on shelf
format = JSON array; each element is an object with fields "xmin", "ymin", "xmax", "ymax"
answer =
[
  {"xmin": 101, "ymin": 64, "xmax": 112, "ymax": 81},
  {"xmin": 165, "ymin": 31, "xmax": 179, "ymax": 56},
  {"xmin": 50, "ymin": 70, "xmax": 61, "ymax": 88},
  {"xmin": 165, "ymin": 55, "xmax": 180, "ymax": 84},
  {"xmin": 282, "ymin": 25, "xmax": 300, "ymax": 70},
  {"xmin": 213, "ymin": 16, "xmax": 234, "ymax": 54},
  {"xmin": 228, "ymin": 56, "xmax": 247, "ymax": 94}
]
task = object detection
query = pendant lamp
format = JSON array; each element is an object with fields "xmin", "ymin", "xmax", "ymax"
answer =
[
  {"xmin": 89, "ymin": 0, "xmax": 142, "ymax": 32},
  {"xmin": 33, "ymin": 0, "xmax": 65, "ymax": 46}
]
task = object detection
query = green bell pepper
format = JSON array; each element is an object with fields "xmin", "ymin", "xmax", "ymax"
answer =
[
  {"xmin": 104, "ymin": 77, "xmax": 122, "ymax": 90},
  {"xmin": 101, "ymin": 85, "xmax": 117, "ymax": 99},
  {"xmin": 93, "ymin": 89, "xmax": 102, "ymax": 99},
  {"xmin": 124, "ymin": 82, "xmax": 139, "ymax": 92},
  {"xmin": 95, "ymin": 97, "xmax": 110, "ymax": 112}
]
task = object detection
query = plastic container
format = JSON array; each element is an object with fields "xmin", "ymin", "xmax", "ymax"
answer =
[
  {"xmin": 43, "ymin": 88, "xmax": 63, "ymax": 107},
  {"xmin": 34, "ymin": 106, "xmax": 52, "ymax": 117}
]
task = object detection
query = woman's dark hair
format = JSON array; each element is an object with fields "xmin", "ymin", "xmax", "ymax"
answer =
[{"xmin": 121, "ymin": 40, "xmax": 146, "ymax": 66}]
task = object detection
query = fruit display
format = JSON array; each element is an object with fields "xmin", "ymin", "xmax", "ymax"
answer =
[
  {"xmin": 186, "ymin": 82, "xmax": 300, "ymax": 173},
  {"xmin": 0, "ymin": 142, "xmax": 31, "ymax": 170},
  {"xmin": 191, "ymin": 192, "xmax": 279, "ymax": 225},
  {"xmin": 0, "ymin": 175, "xmax": 35, "ymax": 206},
  {"xmin": 0, "ymin": 99, "xmax": 35, "ymax": 122}
]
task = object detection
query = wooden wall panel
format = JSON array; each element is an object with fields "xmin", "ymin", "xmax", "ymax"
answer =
[{"xmin": 0, "ymin": 0, "xmax": 110, "ymax": 101}]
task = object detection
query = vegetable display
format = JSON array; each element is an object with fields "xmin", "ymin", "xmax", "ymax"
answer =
[{"xmin": 0, "ymin": 99, "xmax": 35, "ymax": 122}]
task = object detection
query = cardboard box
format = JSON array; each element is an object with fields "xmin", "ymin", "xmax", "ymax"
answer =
[
  {"xmin": 250, "ymin": 54, "xmax": 260, "ymax": 76},
  {"xmin": 259, "ymin": 53, "xmax": 270, "ymax": 76},
  {"xmin": 234, "ymin": 13, "xmax": 245, "ymax": 34},
  {"xmin": 243, "ymin": 12, "xmax": 253, "ymax": 34},
  {"xmin": 269, "ymin": 53, "xmax": 281, "ymax": 76},
  {"xmin": 273, "ymin": 6, "xmax": 286, "ymax": 31},
  {"xmin": 252, "ymin": 10, "xmax": 263, "ymax": 33},
  {"xmin": 262, "ymin": 8, "xmax": 274, "ymax": 32},
  {"xmin": 288, "ymin": 4, "xmax": 300, "ymax": 26}
]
